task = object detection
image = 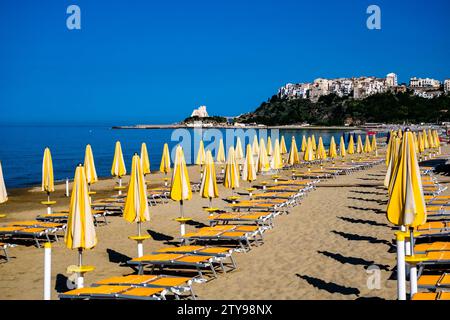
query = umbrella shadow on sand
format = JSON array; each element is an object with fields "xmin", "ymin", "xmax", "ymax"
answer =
[
  {"xmin": 317, "ymin": 251, "xmax": 390, "ymax": 271},
  {"xmin": 107, "ymin": 248, "xmax": 131, "ymax": 265},
  {"xmin": 337, "ymin": 216, "xmax": 391, "ymax": 228},
  {"xmin": 295, "ymin": 274, "xmax": 360, "ymax": 296},
  {"xmin": 349, "ymin": 190, "xmax": 385, "ymax": 196},
  {"xmin": 331, "ymin": 230, "xmax": 395, "ymax": 251},
  {"xmin": 146, "ymin": 229, "xmax": 178, "ymax": 245},
  {"xmin": 185, "ymin": 220, "xmax": 208, "ymax": 228},
  {"xmin": 347, "ymin": 206, "xmax": 385, "ymax": 215}
]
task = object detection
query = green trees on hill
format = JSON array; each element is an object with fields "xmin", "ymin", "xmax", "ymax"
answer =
[{"xmin": 237, "ymin": 92, "xmax": 450, "ymax": 126}]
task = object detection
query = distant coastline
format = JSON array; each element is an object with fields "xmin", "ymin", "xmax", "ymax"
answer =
[{"xmin": 112, "ymin": 124, "xmax": 361, "ymax": 131}]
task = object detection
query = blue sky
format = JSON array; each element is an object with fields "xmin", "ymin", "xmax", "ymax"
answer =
[{"xmin": 0, "ymin": 0, "xmax": 449, "ymax": 125}]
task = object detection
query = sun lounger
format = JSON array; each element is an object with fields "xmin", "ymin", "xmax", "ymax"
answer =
[
  {"xmin": 208, "ymin": 212, "xmax": 274, "ymax": 228},
  {"xmin": 412, "ymin": 292, "xmax": 450, "ymax": 300},
  {"xmin": 128, "ymin": 253, "xmax": 221, "ymax": 281},
  {"xmin": 181, "ymin": 225, "xmax": 264, "ymax": 252},
  {"xmin": 415, "ymin": 241, "xmax": 450, "ymax": 254},
  {"xmin": 228, "ymin": 200, "xmax": 287, "ymax": 213},
  {"xmin": 93, "ymin": 274, "xmax": 197, "ymax": 299},
  {"xmin": 0, "ymin": 226, "xmax": 55, "ymax": 247},
  {"xmin": 418, "ymin": 273, "xmax": 450, "ymax": 290},
  {"xmin": 59, "ymin": 285, "xmax": 167, "ymax": 300},
  {"xmin": 0, "ymin": 242, "xmax": 15, "ymax": 262}
]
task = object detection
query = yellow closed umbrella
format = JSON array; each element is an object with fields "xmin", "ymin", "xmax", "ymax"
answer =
[
  {"xmin": 329, "ymin": 137, "xmax": 337, "ymax": 159},
  {"xmin": 252, "ymin": 135, "xmax": 259, "ymax": 155},
  {"xmin": 311, "ymin": 135, "xmax": 317, "ymax": 151},
  {"xmin": 423, "ymin": 130, "xmax": 429, "ymax": 150},
  {"xmin": 84, "ymin": 144, "xmax": 98, "ymax": 188},
  {"xmin": 140, "ymin": 143, "xmax": 151, "ymax": 176},
  {"xmin": 384, "ymin": 135, "xmax": 400, "ymax": 189},
  {"xmin": 235, "ymin": 137, "xmax": 244, "ymax": 164},
  {"xmin": 301, "ymin": 135, "xmax": 307, "ymax": 152},
  {"xmin": 270, "ymin": 139, "xmax": 283, "ymax": 170},
  {"xmin": 170, "ymin": 145, "xmax": 192, "ymax": 235},
  {"xmin": 242, "ymin": 144, "xmax": 257, "ymax": 182},
  {"xmin": 42, "ymin": 147, "xmax": 55, "ymax": 201},
  {"xmin": 303, "ymin": 137, "xmax": 315, "ymax": 162},
  {"xmin": 427, "ymin": 129, "xmax": 435, "ymax": 150},
  {"xmin": 316, "ymin": 137, "xmax": 327, "ymax": 161},
  {"xmin": 65, "ymin": 164, "xmax": 97, "ymax": 287},
  {"xmin": 418, "ymin": 132, "xmax": 425, "ymax": 154},
  {"xmin": 224, "ymin": 147, "xmax": 240, "ymax": 191},
  {"xmin": 200, "ymin": 150, "xmax": 219, "ymax": 207},
  {"xmin": 196, "ymin": 140, "xmax": 206, "ymax": 166},
  {"xmin": 288, "ymin": 136, "xmax": 300, "ymax": 165},
  {"xmin": 0, "ymin": 161, "xmax": 7, "ymax": 204},
  {"xmin": 434, "ymin": 130, "xmax": 441, "ymax": 153},
  {"xmin": 339, "ymin": 136, "xmax": 346, "ymax": 158},
  {"xmin": 386, "ymin": 131, "xmax": 427, "ymax": 300},
  {"xmin": 364, "ymin": 135, "xmax": 372, "ymax": 153},
  {"xmin": 124, "ymin": 153, "xmax": 150, "ymax": 257},
  {"xmin": 347, "ymin": 135, "xmax": 355, "ymax": 155},
  {"xmin": 111, "ymin": 141, "xmax": 126, "ymax": 193},
  {"xmin": 356, "ymin": 135, "xmax": 364, "ymax": 154},
  {"xmin": 280, "ymin": 136, "xmax": 288, "ymax": 154},
  {"xmin": 257, "ymin": 138, "xmax": 270, "ymax": 173},
  {"xmin": 267, "ymin": 136, "xmax": 273, "ymax": 156},
  {"xmin": 159, "ymin": 143, "xmax": 171, "ymax": 175},
  {"xmin": 371, "ymin": 135, "xmax": 378, "ymax": 156},
  {"xmin": 216, "ymin": 138, "xmax": 226, "ymax": 163}
]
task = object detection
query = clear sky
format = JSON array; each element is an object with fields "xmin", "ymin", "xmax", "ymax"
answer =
[{"xmin": 0, "ymin": 0, "xmax": 449, "ymax": 125}]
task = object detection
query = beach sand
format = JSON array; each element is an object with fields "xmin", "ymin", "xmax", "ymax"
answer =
[{"xmin": 0, "ymin": 148, "xmax": 448, "ymax": 300}]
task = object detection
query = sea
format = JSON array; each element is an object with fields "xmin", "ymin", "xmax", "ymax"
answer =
[{"xmin": 0, "ymin": 125, "xmax": 387, "ymax": 189}]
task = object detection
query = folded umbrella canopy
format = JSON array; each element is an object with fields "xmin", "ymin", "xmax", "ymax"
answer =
[
  {"xmin": 303, "ymin": 137, "xmax": 315, "ymax": 162},
  {"xmin": 84, "ymin": 144, "xmax": 98, "ymax": 188},
  {"xmin": 216, "ymin": 138, "xmax": 226, "ymax": 163},
  {"xmin": 364, "ymin": 135, "xmax": 372, "ymax": 154},
  {"xmin": 280, "ymin": 136, "xmax": 288, "ymax": 154},
  {"xmin": 315, "ymin": 136, "xmax": 327, "ymax": 161},
  {"xmin": 384, "ymin": 134, "xmax": 400, "ymax": 190},
  {"xmin": 0, "ymin": 161, "xmax": 7, "ymax": 204},
  {"xmin": 267, "ymin": 136, "xmax": 273, "ymax": 156},
  {"xmin": 252, "ymin": 135, "xmax": 260, "ymax": 155},
  {"xmin": 311, "ymin": 135, "xmax": 317, "ymax": 151},
  {"xmin": 242, "ymin": 144, "xmax": 257, "ymax": 182},
  {"xmin": 140, "ymin": 143, "xmax": 151, "ymax": 176},
  {"xmin": 339, "ymin": 136, "xmax": 346, "ymax": 158},
  {"xmin": 423, "ymin": 130, "xmax": 429, "ymax": 150},
  {"xmin": 386, "ymin": 131, "xmax": 427, "ymax": 300},
  {"xmin": 356, "ymin": 135, "xmax": 364, "ymax": 154},
  {"xmin": 257, "ymin": 138, "xmax": 270, "ymax": 173},
  {"xmin": 427, "ymin": 129, "xmax": 435, "ymax": 150},
  {"xmin": 371, "ymin": 135, "xmax": 378, "ymax": 156},
  {"xmin": 159, "ymin": 143, "xmax": 171, "ymax": 175},
  {"xmin": 111, "ymin": 141, "xmax": 127, "ymax": 191},
  {"xmin": 42, "ymin": 147, "xmax": 55, "ymax": 201},
  {"xmin": 270, "ymin": 139, "xmax": 283, "ymax": 170},
  {"xmin": 124, "ymin": 154, "xmax": 151, "ymax": 256},
  {"xmin": 301, "ymin": 135, "xmax": 307, "ymax": 152},
  {"xmin": 347, "ymin": 135, "xmax": 355, "ymax": 155},
  {"xmin": 65, "ymin": 164, "xmax": 97, "ymax": 288},
  {"xmin": 418, "ymin": 132, "xmax": 425, "ymax": 154},
  {"xmin": 196, "ymin": 140, "xmax": 206, "ymax": 166},
  {"xmin": 224, "ymin": 147, "xmax": 240, "ymax": 191},
  {"xmin": 200, "ymin": 150, "xmax": 219, "ymax": 207},
  {"xmin": 170, "ymin": 145, "xmax": 192, "ymax": 235},
  {"xmin": 235, "ymin": 137, "xmax": 244, "ymax": 164},
  {"xmin": 288, "ymin": 136, "xmax": 300, "ymax": 165},
  {"xmin": 329, "ymin": 136, "xmax": 337, "ymax": 160}
]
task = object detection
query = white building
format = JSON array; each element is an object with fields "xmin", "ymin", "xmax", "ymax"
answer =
[
  {"xmin": 444, "ymin": 79, "xmax": 450, "ymax": 93},
  {"xmin": 191, "ymin": 106, "xmax": 209, "ymax": 118},
  {"xmin": 410, "ymin": 77, "xmax": 441, "ymax": 88},
  {"xmin": 386, "ymin": 73, "xmax": 398, "ymax": 87}
]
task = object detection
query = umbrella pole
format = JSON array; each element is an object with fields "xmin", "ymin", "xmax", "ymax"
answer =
[
  {"xmin": 77, "ymin": 248, "xmax": 84, "ymax": 289},
  {"xmin": 137, "ymin": 222, "xmax": 143, "ymax": 258},
  {"xmin": 118, "ymin": 177, "xmax": 122, "ymax": 195},
  {"xmin": 46, "ymin": 192, "xmax": 52, "ymax": 215},
  {"xmin": 396, "ymin": 231, "xmax": 407, "ymax": 300},
  {"xmin": 179, "ymin": 200, "xmax": 185, "ymax": 236},
  {"xmin": 209, "ymin": 197, "xmax": 212, "ymax": 208},
  {"xmin": 409, "ymin": 228, "xmax": 418, "ymax": 297}
]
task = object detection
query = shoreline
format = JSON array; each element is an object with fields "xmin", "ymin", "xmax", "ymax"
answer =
[{"xmin": 112, "ymin": 124, "xmax": 366, "ymax": 131}]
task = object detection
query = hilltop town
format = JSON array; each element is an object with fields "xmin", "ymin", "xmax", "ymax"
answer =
[{"xmin": 278, "ymin": 74, "xmax": 450, "ymax": 102}]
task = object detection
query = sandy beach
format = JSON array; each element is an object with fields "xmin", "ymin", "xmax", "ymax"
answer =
[{"xmin": 1, "ymin": 147, "xmax": 449, "ymax": 300}]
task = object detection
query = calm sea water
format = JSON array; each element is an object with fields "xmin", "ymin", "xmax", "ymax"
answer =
[{"xmin": 0, "ymin": 125, "xmax": 382, "ymax": 189}]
